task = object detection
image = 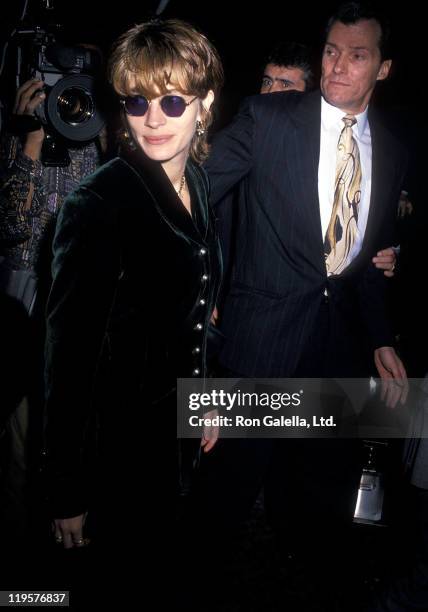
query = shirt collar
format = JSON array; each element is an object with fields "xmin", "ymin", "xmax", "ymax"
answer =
[{"xmin": 321, "ymin": 96, "xmax": 368, "ymax": 139}]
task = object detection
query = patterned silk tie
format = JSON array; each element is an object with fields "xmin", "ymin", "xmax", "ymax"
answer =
[{"xmin": 324, "ymin": 114, "xmax": 361, "ymax": 275}]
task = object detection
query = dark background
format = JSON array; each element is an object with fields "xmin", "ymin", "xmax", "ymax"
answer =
[{"xmin": 0, "ymin": 0, "xmax": 423, "ymax": 128}]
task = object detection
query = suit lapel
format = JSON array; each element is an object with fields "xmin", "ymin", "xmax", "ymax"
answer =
[
  {"xmin": 287, "ymin": 91, "xmax": 326, "ymax": 274},
  {"xmin": 342, "ymin": 110, "xmax": 398, "ymax": 275},
  {"xmin": 361, "ymin": 112, "xmax": 396, "ymax": 252}
]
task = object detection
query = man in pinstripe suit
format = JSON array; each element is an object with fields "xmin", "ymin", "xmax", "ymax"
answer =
[
  {"xmin": 198, "ymin": 0, "xmax": 408, "ymax": 591},
  {"xmin": 206, "ymin": 4, "xmax": 405, "ymax": 382}
]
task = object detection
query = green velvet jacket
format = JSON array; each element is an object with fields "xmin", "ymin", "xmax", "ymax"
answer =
[{"xmin": 44, "ymin": 145, "xmax": 222, "ymax": 518}]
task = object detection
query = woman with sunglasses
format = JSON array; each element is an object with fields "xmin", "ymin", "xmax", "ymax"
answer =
[{"xmin": 43, "ymin": 19, "xmax": 223, "ymax": 581}]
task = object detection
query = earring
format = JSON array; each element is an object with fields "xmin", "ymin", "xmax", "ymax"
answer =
[
  {"xmin": 196, "ymin": 120, "xmax": 205, "ymax": 137},
  {"xmin": 121, "ymin": 127, "xmax": 136, "ymax": 150}
]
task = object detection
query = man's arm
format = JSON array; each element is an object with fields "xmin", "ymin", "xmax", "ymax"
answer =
[
  {"xmin": 0, "ymin": 80, "xmax": 46, "ymax": 246},
  {"xmin": 0, "ymin": 134, "xmax": 45, "ymax": 246},
  {"xmin": 205, "ymin": 97, "xmax": 255, "ymax": 206},
  {"xmin": 358, "ymin": 261, "xmax": 395, "ymax": 353},
  {"xmin": 358, "ymin": 262, "xmax": 407, "ymax": 405}
]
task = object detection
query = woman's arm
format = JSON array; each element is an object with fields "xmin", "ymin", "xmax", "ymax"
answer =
[{"xmin": 45, "ymin": 184, "xmax": 120, "ymax": 519}]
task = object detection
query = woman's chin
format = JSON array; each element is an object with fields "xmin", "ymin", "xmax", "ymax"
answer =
[{"xmin": 141, "ymin": 143, "xmax": 189, "ymax": 165}]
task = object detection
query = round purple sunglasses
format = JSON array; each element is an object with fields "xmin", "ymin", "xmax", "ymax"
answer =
[{"xmin": 121, "ymin": 94, "xmax": 198, "ymax": 118}]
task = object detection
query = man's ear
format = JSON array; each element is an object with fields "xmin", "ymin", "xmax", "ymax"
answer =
[{"xmin": 377, "ymin": 59, "xmax": 392, "ymax": 81}]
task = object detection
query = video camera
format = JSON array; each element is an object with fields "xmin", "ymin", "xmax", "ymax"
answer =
[{"xmin": 16, "ymin": 25, "xmax": 105, "ymax": 144}]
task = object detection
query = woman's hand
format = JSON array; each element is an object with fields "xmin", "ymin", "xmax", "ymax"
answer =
[
  {"xmin": 53, "ymin": 513, "xmax": 89, "ymax": 549},
  {"xmin": 200, "ymin": 409, "xmax": 219, "ymax": 453}
]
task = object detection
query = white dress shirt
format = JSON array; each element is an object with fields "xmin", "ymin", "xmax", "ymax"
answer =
[{"xmin": 318, "ymin": 97, "xmax": 372, "ymax": 269}]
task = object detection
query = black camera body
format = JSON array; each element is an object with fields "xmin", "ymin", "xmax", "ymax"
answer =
[{"xmin": 18, "ymin": 26, "xmax": 105, "ymax": 144}]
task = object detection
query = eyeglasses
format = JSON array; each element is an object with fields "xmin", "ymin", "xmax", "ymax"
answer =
[{"xmin": 121, "ymin": 94, "xmax": 198, "ymax": 117}]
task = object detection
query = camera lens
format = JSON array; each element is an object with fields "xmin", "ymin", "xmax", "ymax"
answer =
[
  {"xmin": 57, "ymin": 87, "xmax": 94, "ymax": 124},
  {"xmin": 47, "ymin": 74, "xmax": 105, "ymax": 141}
]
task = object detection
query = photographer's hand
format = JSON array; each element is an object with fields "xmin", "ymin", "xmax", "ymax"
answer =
[{"xmin": 13, "ymin": 79, "xmax": 46, "ymax": 160}]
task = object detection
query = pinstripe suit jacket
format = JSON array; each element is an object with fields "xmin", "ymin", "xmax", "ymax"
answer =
[{"xmin": 205, "ymin": 90, "xmax": 406, "ymax": 377}]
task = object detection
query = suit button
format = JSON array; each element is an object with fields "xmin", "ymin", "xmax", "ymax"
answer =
[
  {"xmin": 199, "ymin": 248, "xmax": 207, "ymax": 256},
  {"xmin": 195, "ymin": 323, "xmax": 203, "ymax": 331},
  {"xmin": 193, "ymin": 346, "xmax": 201, "ymax": 354},
  {"xmin": 192, "ymin": 368, "xmax": 201, "ymax": 376},
  {"xmin": 199, "ymin": 299, "xmax": 206, "ymax": 306},
  {"xmin": 201, "ymin": 274, "xmax": 209, "ymax": 282}
]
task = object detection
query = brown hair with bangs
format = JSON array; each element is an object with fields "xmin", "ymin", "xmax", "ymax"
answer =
[{"xmin": 109, "ymin": 19, "xmax": 224, "ymax": 164}]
